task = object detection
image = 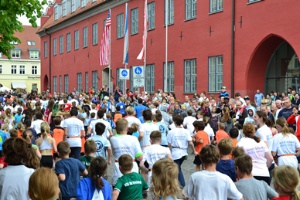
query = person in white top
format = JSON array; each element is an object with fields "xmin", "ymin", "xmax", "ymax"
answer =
[
  {"xmin": 125, "ymin": 106, "xmax": 142, "ymax": 132},
  {"xmin": 237, "ymin": 123, "xmax": 273, "ymax": 185},
  {"xmin": 167, "ymin": 114, "xmax": 196, "ymax": 187},
  {"xmin": 140, "ymin": 130, "xmax": 172, "ymax": 185},
  {"xmin": 254, "ymin": 111, "xmax": 273, "ymax": 149},
  {"xmin": 272, "ymin": 117, "xmax": 300, "ymax": 169},
  {"xmin": 87, "ymin": 109, "xmax": 113, "ymax": 139},
  {"xmin": 63, "ymin": 108, "xmax": 85, "ymax": 159},
  {"xmin": 32, "ymin": 112, "xmax": 44, "ymax": 137},
  {"xmin": 183, "ymin": 145, "xmax": 243, "ymax": 200},
  {"xmin": 183, "ymin": 110, "xmax": 196, "ymax": 136},
  {"xmin": 110, "ymin": 118, "xmax": 143, "ymax": 185},
  {"xmin": 139, "ymin": 109, "xmax": 159, "ymax": 149}
]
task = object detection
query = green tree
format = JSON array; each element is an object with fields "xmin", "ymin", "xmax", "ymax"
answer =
[{"xmin": 0, "ymin": 0, "xmax": 47, "ymax": 58}]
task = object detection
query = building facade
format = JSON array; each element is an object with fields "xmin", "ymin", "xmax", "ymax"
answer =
[
  {"xmin": 0, "ymin": 26, "xmax": 41, "ymax": 92},
  {"xmin": 37, "ymin": 0, "xmax": 300, "ymax": 100}
]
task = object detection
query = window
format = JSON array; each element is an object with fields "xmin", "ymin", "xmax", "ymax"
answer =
[
  {"xmin": 117, "ymin": 13, "xmax": 124, "ymax": 39},
  {"xmin": 11, "ymin": 49, "xmax": 21, "ymax": 58},
  {"xmin": 208, "ymin": 56, "xmax": 223, "ymax": 92},
  {"xmin": 77, "ymin": 73, "xmax": 82, "ymax": 93},
  {"xmin": 248, "ymin": 0, "xmax": 261, "ymax": 3},
  {"xmin": 0, "ymin": 65, "xmax": 2, "ymax": 74},
  {"xmin": 210, "ymin": 0, "xmax": 223, "ymax": 13},
  {"xmin": 83, "ymin": 27, "xmax": 88, "ymax": 48},
  {"xmin": 145, "ymin": 64, "xmax": 155, "ymax": 94},
  {"xmin": 54, "ymin": 4, "xmax": 62, "ymax": 20},
  {"xmin": 19, "ymin": 65, "xmax": 25, "ymax": 74},
  {"xmin": 131, "ymin": 8, "xmax": 138, "ymax": 35},
  {"xmin": 62, "ymin": 1, "xmax": 67, "ymax": 16},
  {"xmin": 32, "ymin": 66, "xmax": 37, "ymax": 75},
  {"xmin": 10, "ymin": 41, "xmax": 18, "ymax": 45},
  {"xmin": 92, "ymin": 23, "xmax": 98, "ymax": 45},
  {"xmin": 147, "ymin": 2, "xmax": 155, "ymax": 30},
  {"xmin": 11, "ymin": 65, "xmax": 17, "ymax": 74},
  {"xmin": 164, "ymin": 62, "xmax": 174, "ymax": 92},
  {"xmin": 59, "ymin": 75, "xmax": 62, "ymax": 92},
  {"xmin": 27, "ymin": 41, "xmax": 36, "ymax": 46},
  {"xmin": 185, "ymin": 0, "xmax": 197, "ymax": 20},
  {"xmin": 59, "ymin": 35, "xmax": 64, "ymax": 54},
  {"xmin": 71, "ymin": 0, "xmax": 76, "ymax": 12},
  {"xmin": 81, "ymin": 0, "xmax": 87, "ymax": 7},
  {"xmin": 44, "ymin": 41, "xmax": 48, "ymax": 58},
  {"xmin": 53, "ymin": 76, "xmax": 57, "ymax": 93},
  {"xmin": 85, "ymin": 72, "xmax": 89, "ymax": 93},
  {"xmin": 64, "ymin": 75, "xmax": 69, "ymax": 93},
  {"xmin": 184, "ymin": 59, "xmax": 197, "ymax": 93},
  {"xmin": 74, "ymin": 30, "xmax": 79, "ymax": 50},
  {"xmin": 53, "ymin": 38, "xmax": 57, "ymax": 55},
  {"xmin": 29, "ymin": 51, "xmax": 39, "ymax": 59},
  {"xmin": 66, "ymin": 33, "xmax": 71, "ymax": 52},
  {"xmin": 130, "ymin": 68, "xmax": 139, "ymax": 92},
  {"xmin": 116, "ymin": 69, "xmax": 124, "ymax": 91},
  {"xmin": 165, "ymin": 0, "xmax": 174, "ymax": 25},
  {"xmin": 92, "ymin": 71, "xmax": 98, "ymax": 91}
]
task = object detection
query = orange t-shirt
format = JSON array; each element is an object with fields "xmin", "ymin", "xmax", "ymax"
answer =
[
  {"xmin": 194, "ymin": 130, "xmax": 210, "ymax": 154},
  {"xmin": 17, "ymin": 130, "xmax": 22, "ymax": 138},
  {"xmin": 53, "ymin": 127, "xmax": 64, "ymax": 145},
  {"xmin": 114, "ymin": 113, "xmax": 122, "ymax": 123},
  {"xmin": 231, "ymin": 138, "xmax": 238, "ymax": 148},
  {"xmin": 216, "ymin": 130, "xmax": 229, "ymax": 143}
]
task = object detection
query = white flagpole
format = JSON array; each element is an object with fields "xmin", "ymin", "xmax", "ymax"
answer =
[
  {"xmin": 165, "ymin": 0, "xmax": 169, "ymax": 92},
  {"xmin": 108, "ymin": 9, "xmax": 112, "ymax": 94}
]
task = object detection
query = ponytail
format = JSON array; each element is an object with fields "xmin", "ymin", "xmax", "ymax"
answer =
[
  {"xmin": 293, "ymin": 191, "xmax": 300, "ymax": 200},
  {"xmin": 92, "ymin": 174, "xmax": 104, "ymax": 190},
  {"xmin": 253, "ymin": 136, "xmax": 261, "ymax": 143}
]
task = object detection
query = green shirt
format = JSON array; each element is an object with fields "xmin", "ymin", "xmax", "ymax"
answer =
[
  {"xmin": 114, "ymin": 172, "xmax": 148, "ymax": 200},
  {"xmin": 80, "ymin": 155, "xmax": 93, "ymax": 177}
]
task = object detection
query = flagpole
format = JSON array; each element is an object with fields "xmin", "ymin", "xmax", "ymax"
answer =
[
  {"xmin": 123, "ymin": 3, "xmax": 129, "ymax": 94},
  {"xmin": 108, "ymin": 8, "xmax": 112, "ymax": 95},
  {"xmin": 165, "ymin": 0, "xmax": 169, "ymax": 92}
]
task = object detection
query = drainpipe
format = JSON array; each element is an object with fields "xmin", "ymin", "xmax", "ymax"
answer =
[
  {"xmin": 230, "ymin": 0, "xmax": 235, "ymax": 97},
  {"xmin": 45, "ymin": 29, "xmax": 51, "ymax": 93}
]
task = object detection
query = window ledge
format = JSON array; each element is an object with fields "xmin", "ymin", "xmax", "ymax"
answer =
[
  {"xmin": 163, "ymin": 23, "xmax": 174, "ymax": 28},
  {"xmin": 184, "ymin": 17, "xmax": 197, "ymax": 22},
  {"xmin": 247, "ymin": 0, "xmax": 263, "ymax": 5},
  {"xmin": 131, "ymin": 33, "xmax": 138, "ymax": 36},
  {"xmin": 209, "ymin": 10, "xmax": 223, "ymax": 15}
]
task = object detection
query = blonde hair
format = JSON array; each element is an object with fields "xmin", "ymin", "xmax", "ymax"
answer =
[
  {"xmin": 116, "ymin": 118, "xmax": 128, "ymax": 133},
  {"xmin": 276, "ymin": 117, "xmax": 290, "ymax": 135},
  {"xmin": 29, "ymin": 168, "xmax": 59, "ymax": 200},
  {"xmin": 273, "ymin": 165, "xmax": 300, "ymax": 200},
  {"xmin": 150, "ymin": 158, "xmax": 183, "ymax": 200},
  {"xmin": 40, "ymin": 122, "xmax": 50, "ymax": 138}
]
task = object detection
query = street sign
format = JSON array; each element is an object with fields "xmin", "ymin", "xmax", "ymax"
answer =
[
  {"xmin": 133, "ymin": 78, "xmax": 145, "ymax": 87},
  {"xmin": 119, "ymin": 69, "xmax": 129, "ymax": 80},
  {"xmin": 133, "ymin": 66, "xmax": 144, "ymax": 78}
]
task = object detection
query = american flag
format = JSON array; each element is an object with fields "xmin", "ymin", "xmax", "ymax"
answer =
[
  {"xmin": 137, "ymin": 0, "xmax": 148, "ymax": 60},
  {"xmin": 100, "ymin": 11, "xmax": 111, "ymax": 66}
]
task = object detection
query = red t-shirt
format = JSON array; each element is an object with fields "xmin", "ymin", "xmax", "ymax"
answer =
[
  {"xmin": 194, "ymin": 130, "xmax": 210, "ymax": 154},
  {"xmin": 271, "ymin": 196, "xmax": 291, "ymax": 200}
]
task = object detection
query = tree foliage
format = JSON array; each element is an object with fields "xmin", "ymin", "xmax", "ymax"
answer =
[{"xmin": 0, "ymin": 0, "xmax": 47, "ymax": 58}]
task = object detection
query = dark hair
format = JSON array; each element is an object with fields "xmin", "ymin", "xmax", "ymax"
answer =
[
  {"xmin": 232, "ymin": 147, "xmax": 245, "ymax": 159},
  {"xmin": 187, "ymin": 109, "xmax": 193, "ymax": 116},
  {"xmin": 235, "ymin": 154, "xmax": 253, "ymax": 175},
  {"xmin": 155, "ymin": 110, "xmax": 162, "ymax": 122},
  {"xmin": 118, "ymin": 154, "xmax": 133, "ymax": 171},
  {"xmin": 200, "ymin": 145, "xmax": 220, "ymax": 165},
  {"xmin": 89, "ymin": 156, "xmax": 107, "ymax": 190},
  {"xmin": 24, "ymin": 119, "xmax": 32, "ymax": 128},
  {"xmin": 193, "ymin": 120, "xmax": 205, "ymax": 131},
  {"xmin": 95, "ymin": 122, "xmax": 106, "ymax": 136},
  {"xmin": 53, "ymin": 117, "xmax": 62, "ymax": 126},
  {"xmin": 243, "ymin": 123, "xmax": 260, "ymax": 143},
  {"xmin": 57, "ymin": 141, "xmax": 71, "ymax": 156},
  {"xmin": 91, "ymin": 112, "xmax": 96, "ymax": 118},
  {"xmin": 256, "ymin": 111, "xmax": 268, "ymax": 124},
  {"xmin": 138, "ymin": 98, "xmax": 143, "ymax": 104},
  {"xmin": 70, "ymin": 108, "xmax": 78, "ymax": 116},
  {"xmin": 229, "ymin": 128, "xmax": 239, "ymax": 139},
  {"xmin": 35, "ymin": 112, "xmax": 43, "ymax": 120},
  {"xmin": 150, "ymin": 131, "xmax": 162, "ymax": 142},
  {"xmin": 97, "ymin": 109, "xmax": 105, "ymax": 119},
  {"xmin": 143, "ymin": 109, "xmax": 152, "ymax": 121},
  {"xmin": 173, "ymin": 114, "xmax": 184, "ymax": 126},
  {"xmin": 3, "ymin": 138, "xmax": 31, "ymax": 164}
]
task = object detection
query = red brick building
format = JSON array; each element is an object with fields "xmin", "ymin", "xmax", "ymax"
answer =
[{"xmin": 37, "ymin": 0, "xmax": 300, "ymax": 101}]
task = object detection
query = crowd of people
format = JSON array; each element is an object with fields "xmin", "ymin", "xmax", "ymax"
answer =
[{"xmin": 0, "ymin": 85, "xmax": 300, "ymax": 200}]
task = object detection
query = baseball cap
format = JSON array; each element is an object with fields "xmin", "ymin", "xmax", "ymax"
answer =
[
  {"xmin": 244, "ymin": 96, "xmax": 250, "ymax": 100},
  {"xmin": 221, "ymin": 86, "xmax": 226, "ymax": 89}
]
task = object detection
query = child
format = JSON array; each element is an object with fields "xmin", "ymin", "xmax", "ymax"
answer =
[
  {"xmin": 231, "ymin": 147, "xmax": 245, "ymax": 160},
  {"xmin": 150, "ymin": 158, "xmax": 184, "ymax": 200},
  {"xmin": 216, "ymin": 138, "xmax": 236, "ymax": 182},
  {"xmin": 88, "ymin": 122, "xmax": 112, "ymax": 164},
  {"xmin": 234, "ymin": 154, "xmax": 278, "ymax": 200},
  {"xmin": 16, "ymin": 122, "xmax": 25, "ymax": 138},
  {"xmin": 114, "ymin": 106, "xmax": 122, "ymax": 123},
  {"xmin": 9, "ymin": 128, "xmax": 18, "ymax": 138},
  {"xmin": 80, "ymin": 140, "xmax": 97, "ymax": 174},
  {"xmin": 183, "ymin": 145, "xmax": 243, "ymax": 200},
  {"xmin": 154, "ymin": 111, "xmax": 169, "ymax": 147},
  {"xmin": 140, "ymin": 131, "xmax": 172, "ymax": 184},
  {"xmin": 215, "ymin": 122, "xmax": 229, "ymax": 144},
  {"xmin": 192, "ymin": 120, "xmax": 210, "ymax": 171},
  {"xmin": 13, "ymin": 108, "xmax": 23, "ymax": 129},
  {"xmin": 244, "ymin": 108, "xmax": 255, "ymax": 125},
  {"xmin": 127, "ymin": 123, "xmax": 139, "ymax": 139},
  {"xmin": 272, "ymin": 165, "xmax": 300, "ymax": 200},
  {"xmin": 55, "ymin": 141, "xmax": 88, "ymax": 200},
  {"xmin": 229, "ymin": 128, "xmax": 239, "ymax": 147},
  {"xmin": 106, "ymin": 112, "xmax": 115, "ymax": 130},
  {"xmin": 52, "ymin": 117, "xmax": 64, "ymax": 156},
  {"xmin": 112, "ymin": 154, "xmax": 148, "ymax": 200}
]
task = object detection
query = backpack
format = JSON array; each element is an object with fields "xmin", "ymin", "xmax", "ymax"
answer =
[{"xmin": 209, "ymin": 115, "xmax": 219, "ymax": 133}]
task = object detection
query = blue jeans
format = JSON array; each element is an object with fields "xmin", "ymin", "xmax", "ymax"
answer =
[
  {"xmin": 70, "ymin": 147, "xmax": 81, "ymax": 160},
  {"xmin": 174, "ymin": 156, "xmax": 186, "ymax": 187}
]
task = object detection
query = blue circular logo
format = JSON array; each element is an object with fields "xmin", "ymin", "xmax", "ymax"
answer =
[
  {"xmin": 134, "ymin": 67, "xmax": 142, "ymax": 75},
  {"xmin": 121, "ymin": 70, "xmax": 128, "ymax": 77}
]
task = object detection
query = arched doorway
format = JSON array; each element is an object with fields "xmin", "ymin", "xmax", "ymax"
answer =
[
  {"xmin": 247, "ymin": 34, "xmax": 300, "ymax": 96},
  {"xmin": 43, "ymin": 75, "xmax": 49, "ymax": 92}
]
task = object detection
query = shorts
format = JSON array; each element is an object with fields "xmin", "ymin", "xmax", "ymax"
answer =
[
  {"xmin": 193, "ymin": 155, "xmax": 202, "ymax": 166},
  {"xmin": 297, "ymin": 155, "xmax": 300, "ymax": 163},
  {"xmin": 40, "ymin": 155, "xmax": 53, "ymax": 168}
]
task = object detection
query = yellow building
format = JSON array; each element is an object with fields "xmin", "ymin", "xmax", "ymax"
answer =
[{"xmin": 0, "ymin": 25, "xmax": 41, "ymax": 92}]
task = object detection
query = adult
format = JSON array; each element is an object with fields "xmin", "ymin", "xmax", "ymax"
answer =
[
  {"xmin": 63, "ymin": 108, "xmax": 85, "ymax": 159},
  {"xmin": 254, "ymin": 89, "xmax": 264, "ymax": 107},
  {"xmin": 219, "ymin": 107, "xmax": 233, "ymax": 134},
  {"xmin": 235, "ymin": 93, "xmax": 246, "ymax": 107},
  {"xmin": 278, "ymin": 97, "xmax": 293, "ymax": 120},
  {"xmin": 244, "ymin": 96, "xmax": 256, "ymax": 113},
  {"xmin": 274, "ymin": 99, "xmax": 282, "ymax": 121},
  {"xmin": 237, "ymin": 123, "xmax": 273, "ymax": 185},
  {"xmin": 88, "ymin": 109, "xmax": 113, "ymax": 139},
  {"xmin": 260, "ymin": 105, "xmax": 275, "ymax": 124},
  {"xmin": 139, "ymin": 110, "xmax": 159, "ymax": 149},
  {"xmin": 134, "ymin": 98, "xmax": 148, "ymax": 119},
  {"xmin": 287, "ymin": 105, "xmax": 300, "ymax": 141},
  {"xmin": 113, "ymin": 86, "xmax": 123, "ymax": 103},
  {"xmin": 234, "ymin": 100, "xmax": 248, "ymax": 126},
  {"xmin": 183, "ymin": 109, "xmax": 196, "ymax": 136},
  {"xmin": 254, "ymin": 111, "xmax": 273, "ymax": 149}
]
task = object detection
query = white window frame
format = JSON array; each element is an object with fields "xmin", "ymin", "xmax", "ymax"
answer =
[
  {"xmin": 71, "ymin": 0, "xmax": 76, "ymax": 12},
  {"xmin": 210, "ymin": 0, "xmax": 223, "ymax": 13},
  {"xmin": 53, "ymin": 38, "xmax": 57, "ymax": 55},
  {"xmin": 164, "ymin": 62, "xmax": 174, "ymax": 92},
  {"xmin": 77, "ymin": 73, "xmax": 82, "ymax": 93},
  {"xmin": 185, "ymin": 0, "xmax": 197, "ymax": 20},
  {"xmin": 11, "ymin": 65, "xmax": 17, "ymax": 74},
  {"xmin": 92, "ymin": 23, "xmax": 98, "ymax": 45},
  {"xmin": 117, "ymin": 13, "xmax": 124, "ymax": 39},
  {"xmin": 19, "ymin": 65, "xmax": 25, "ymax": 74},
  {"xmin": 92, "ymin": 71, "xmax": 98, "ymax": 91},
  {"xmin": 54, "ymin": 4, "xmax": 62, "ymax": 20},
  {"xmin": 67, "ymin": 33, "xmax": 71, "ymax": 52},
  {"xmin": 147, "ymin": 2, "xmax": 155, "ymax": 30},
  {"xmin": 74, "ymin": 30, "xmax": 79, "ymax": 50},
  {"xmin": 11, "ymin": 49, "xmax": 21, "ymax": 58},
  {"xmin": 59, "ymin": 35, "xmax": 64, "ymax": 54},
  {"xmin": 116, "ymin": 69, "xmax": 124, "ymax": 91},
  {"xmin": 53, "ymin": 76, "xmax": 57, "ymax": 93},
  {"xmin": 208, "ymin": 55, "xmax": 223, "ymax": 92},
  {"xmin": 59, "ymin": 75, "xmax": 63, "ymax": 93},
  {"xmin": 32, "ymin": 66, "xmax": 37, "ymax": 75},
  {"xmin": 131, "ymin": 8, "xmax": 138, "ymax": 35},
  {"xmin": 29, "ymin": 51, "xmax": 39, "ymax": 59},
  {"xmin": 184, "ymin": 59, "xmax": 197, "ymax": 93},
  {"xmin": 165, "ymin": 0, "xmax": 174, "ymax": 25},
  {"xmin": 248, "ymin": 0, "xmax": 261, "ymax": 3},
  {"xmin": 83, "ymin": 27, "xmax": 88, "ymax": 48},
  {"xmin": 145, "ymin": 64, "xmax": 155, "ymax": 94},
  {"xmin": 62, "ymin": 1, "xmax": 67, "ymax": 16},
  {"xmin": 85, "ymin": 72, "xmax": 89, "ymax": 93},
  {"xmin": 64, "ymin": 75, "xmax": 69, "ymax": 93}
]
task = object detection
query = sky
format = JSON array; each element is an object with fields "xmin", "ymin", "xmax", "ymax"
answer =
[{"xmin": 18, "ymin": 1, "xmax": 49, "ymax": 26}]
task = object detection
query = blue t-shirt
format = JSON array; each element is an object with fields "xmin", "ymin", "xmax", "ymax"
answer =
[
  {"xmin": 55, "ymin": 158, "xmax": 85, "ymax": 198},
  {"xmin": 216, "ymin": 159, "xmax": 236, "ymax": 182},
  {"xmin": 134, "ymin": 104, "xmax": 148, "ymax": 118},
  {"xmin": 0, "ymin": 130, "xmax": 9, "ymax": 151},
  {"xmin": 14, "ymin": 113, "xmax": 23, "ymax": 127},
  {"xmin": 254, "ymin": 93, "xmax": 264, "ymax": 106},
  {"xmin": 88, "ymin": 135, "xmax": 110, "ymax": 159},
  {"xmin": 116, "ymin": 102, "xmax": 126, "ymax": 115},
  {"xmin": 156, "ymin": 122, "xmax": 168, "ymax": 146},
  {"xmin": 77, "ymin": 177, "xmax": 112, "ymax": 200}
]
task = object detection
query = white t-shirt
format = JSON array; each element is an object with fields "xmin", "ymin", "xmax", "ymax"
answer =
[
  {"xmin": 32, "ymin": 119, "xmax": 44, "ymax": 134},
  {"xmin": 183, "ymin": 170, "xmax": 243, "ymax": 200},
  {"xmin": 140, "ymin": 121, "xmax": 159, "ymax": 148},
  {"xmin": 183, "ymin": 116, "xmax": 196, "ymax": 136},
  {"xmin": 271, "ymin": 133, "xmax": 300, "ymax": 156},
  {"xmin": 204, "ymin": 124, "xmax": 214, "ymax": 138},
  {"xmin": 125, "ymin": 116, "xmax": 142, "ymax": 131},
  {"xmin": 255, "ymin": 124, "xmax": 273, "ymax": 149},
  {"xmin": 63, "ymin": 117, "xmax": 84, "ymax": 147},
  {"xmin": 90, "ymin": 109, "xmax": 98, "ymax": 119},
  {"xmin": 167, "ymin": 127, "xmax": 192, "ymax": 160},
  {"xmin": 89, "ymin": 119, "xmax": 112, "ymax": 139},
  {"xmin": 237, "ymin": 137, "xmax": 270, "ymax": 177},
  {"xmin": 0, "ymin": 165, "xmax": 34, "ymax": 200},
  {"xmin": 89, "ymin": 135, "xmax": 111, "ymax": 158},
  {"xmin": 142, "ymin": 144, "xmax": 171, "ymax": 169}
]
